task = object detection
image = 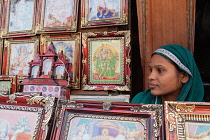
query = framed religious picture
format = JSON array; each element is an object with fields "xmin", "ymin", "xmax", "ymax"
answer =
[
  {"xmin": 51, "ymin": 100, "xmax": 164, "ymax": 140},
  {"xmin": 82, "ymin": 31, "xmax": 131, "ymax": 91},
  {"xmin": 0, "ymin": 39, "xmax": 3, "ymax": 75},
  {"xmin": 0, "ymin": 93, "xmax": 56, "ymax": 140},
  {"xmin": 0, "ymin": 0, "xmax": 3, "ymax": 33},
  {"xmin": 81, "ymin": 0, "xmax": 128, "ymax": 28},
  {"xmin": 37, "ymin": 0, "xmax": 79, "ymax": 33},
  {"xmin": 164, "ymin": 101, "xmax": 210, "ymax": 140},
  {"xmin": 1, "ymin": 0, "xmax": 38, "ymax": 38},
  {"xmin": 40, "ymin": 33, "xmax": 81, "ymax": 89},
  {"xmin": 0, "ymin": 75, "xmax": 17, "ymax": 95},
  {"xmin": 2, "ymin": 36, "xmax": 39, "ymax": 78}
]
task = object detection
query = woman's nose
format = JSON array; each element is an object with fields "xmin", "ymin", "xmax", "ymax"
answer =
[{"xmin": 148, "ymin": 70, "xmax": 156, "ymax": 80}]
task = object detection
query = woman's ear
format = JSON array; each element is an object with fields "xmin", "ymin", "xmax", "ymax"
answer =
[{"xmin": 181, "ymin": 72, "xmax": 190, "ymax": 83}]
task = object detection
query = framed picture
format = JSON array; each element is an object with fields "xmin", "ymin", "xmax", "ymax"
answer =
[
  {"xmin": 52, "ymin": 100, "xmax": 164, "ymax": 140},
  {"xmin": 2, "ymin": 36, "xmax": 39, "ymax": 78},
  {"xmin": 164, "ymin": 101, "xmax": 210, "ymax": 140},
  {"xmin": 40, "ymin": 33, "xmax": 81, "ymax": 89},
  {"xmin": 0, "ymin": 75, "xmax": 17, "ymax": 95},
  {"xmin": 37, "ymin": 0, "xmax": 79, "ymax": 33},
  {"xmin": 81, "ymin": 0, "xmax": 128, "ymax": 28},
  {"xmin": 1, "ymin": 0, "xmax": 38, "ymax": 38},
  {"xmin": 70, "ymin": 94, "xmax": 130, "ymax": 103},
  {"xmin": 0, "ymin": 39, "xmax": 3, "ymax": 75},
  {"xmin": 82, "ymin": 31, "xmax": 131, "ymax": 91},
  {"xmin": 0, "ymin": 93, "xmax": 55, "ymax": 140},
  {"xmin": 0, "ymin": 0, "xmax": 3, "ymax": 33}
]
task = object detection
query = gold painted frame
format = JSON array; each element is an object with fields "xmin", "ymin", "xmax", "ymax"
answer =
[
  {"xmin": 52, "ymin": 100, "xmax": 164, "ymax": 140},
  {"xmin": 82, "ymin": 31, "xmax": 131, "ymax": 91},
  {"xmin": 81, "ymin": 0, "xmax": 128, "ymax": 28},
  {"xmin": 164, "ymin": 101, "xmax": 210, "ymax": 140},
  {"xmin": 2, "ymin": 36, "xmax": 39, "ymax": 78},
  {"xmin": 37, "ymin": 0, "xmax": 79, "ymax": 33},
  {"xmin": 0, "ymin": 75, "xmax": 17, "ymax": 95},
  {"xmin": 0, "ymin": 93, "xmax": 55, "ymax": 140},
  {"xmin": 1, "ymin": 0, "xmax": 38, "ymax": 38},
  {"xmin": 40, "ymin": 33, "xmax": 81, "ymax": 89}
]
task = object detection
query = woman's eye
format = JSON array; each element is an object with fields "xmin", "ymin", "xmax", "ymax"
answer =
[
  {"xmin": 158, "ymin": 68, "xmax": 164, "ymax": 73},
  {"xmin": 149, "ymin": 68, "xmax": 152, "ymax": 72}
]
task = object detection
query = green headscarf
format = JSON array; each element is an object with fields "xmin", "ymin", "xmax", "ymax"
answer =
[{"xmin": 131, "ymin": 44, "xmax": 204, "ymax": 104}]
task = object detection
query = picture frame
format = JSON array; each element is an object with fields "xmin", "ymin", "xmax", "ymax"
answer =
[
  {"xmin": 70, "ymin": 94, "xmax": 130, "ymax": 103},
  {"xmin": 37, "ymin": 0, "xmax": 79, "ymax": 33},
  {"xmin": 1, "ymin": 0, "xmax": 38, "ymax": 38},
  {"xmin": 164, "ymin": 101, "xmax": 210, "ymax": 140},
  {"xmin": 0, "ymin": 75, "xmax": 17, "ymax": 95},
  {"xmin": 0, "ymin": 93, "xmax": 55, "ymax": 140},
  {"xmin": 52, "ymin": 100, "xmax": 164, "ymax": 140},
  {"xmin": 81, "ymin": 0, "xmax": 128, "ymax": 28},
  {"xmin": 2, "ymin": 36, "xmax": 39, "ymax": 78},
  {"xmin": 40, "ymin": 33, "xmax": 81, "ymax": 89},
  {"xmin": 82, "ymin": 31, "xmax": 131, "ymax": 91},
  {"xmin": 0, "ymin": 39, "xmax": 3, "ymax": 75}
]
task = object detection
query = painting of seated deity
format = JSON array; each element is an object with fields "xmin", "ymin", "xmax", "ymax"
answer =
[{"xmin": 81, "ymin": 0, "xmax": 128, "ymax": 28}]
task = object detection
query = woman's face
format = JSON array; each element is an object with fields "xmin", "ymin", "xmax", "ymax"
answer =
[{"xmin": 148, "ymin": 54, "xmax": 187, "ymax": 101}]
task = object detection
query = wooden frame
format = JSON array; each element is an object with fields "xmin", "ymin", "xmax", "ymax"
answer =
[
  {"xmin": 82, "ymin": 31, "xmax": 131, "ymax": 91},
  {"xmin": 70, "ymin": 94, "xmax": 130, "ymax": 103},
  {"xmin": 0, "ymin": 75, "xmax": 17, "ymax": 95},
  {"xmin": 164, "ymin": 101, "xmax": 210, "ymax": 140},
  {"xmin": 52, "ymin": 100, "xmax": 164, "ymax": 140},
  {"xmin": 1, "ymin": 0, "xmax": 38, "ymax": 38},
  {"xmin": 0, "ymin": 93, "xmax": 55, "ymax": 140},
  {"xmin": 40, "ymin": 33, "xmax": 81, "ymax": 89},
  {"xmin": 0, "ymin": 39, "xmax": 3, "ymax": 75},
  {"xmin": 37, "ymin": 0, "xmax": 79, "ymax": 33},
  {"xmin": 2, "ymin": 36, "xmax": 39, "ymax": 78},
  {"xmin": 81, "ymin": 0, "xmax": 128, "ymax": 28}
]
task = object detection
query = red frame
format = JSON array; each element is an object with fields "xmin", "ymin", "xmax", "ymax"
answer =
[
  {"xmin": 82, "ymin": 31, "xmax": 131, "ymax": 91},
  {"xmin": 40, "ymin": 33, "xmax": 81, "ymax": 89},
  {"xmin": 0, "ymin": 94, "xmax": 56, "ymax": 140},
  {"xmin": 51, "ymin": 100, "xmax": 164, "ymax": 140},
  {"xmin": 37, "ymin": 0, "xmax": 79, "ymax": 33},
  {"xmin": 2, "ymin": 36, "xmax": 39, "ymax": 78},
  {"xmin": 1, "ymin": 0, "xmax": 38, "ymax": 38},
  {"xmin": 164, "ymin": 101, "xmax": 210, "ymax": 140},
  {"xmin": 81, "ymin": 0, "xmax": 128, "ymax": 28},
  {"xmin": 0, "ymin": 75, "xmax": 17, "ymax": 94}
]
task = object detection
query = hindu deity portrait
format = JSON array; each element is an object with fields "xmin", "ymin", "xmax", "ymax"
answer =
[
  {"xmin": 93, "ymin": 44, "xmax": 119, "ymax": 80},
  {"xmin": 9, "ymin": 44, "xmax": 34, "ymax": 77}
]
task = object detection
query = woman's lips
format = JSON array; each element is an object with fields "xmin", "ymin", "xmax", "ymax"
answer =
[{"xmin": 149, "ymin": 84, "xmax": 158, "ymax": 89}]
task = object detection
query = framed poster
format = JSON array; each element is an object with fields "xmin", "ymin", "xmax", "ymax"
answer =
[
  {"xmin": 2, "ymin": 37, "xmax": 39, "ymax": 78},
  {"xmin": 0, "ymin": 39, "xmax": 3, "ymax": 75},
  {"xmin": 52, "ymin": 100, "xmax": 164, "ymax": 140},
  {"xmin": 37, "ymin": 0, "xmax": 79, "ymax": 33},
  {"xmin": 81, "ymin": 0, "xmax": 128, "ymax": 28},
  {"xmin": 0, "ymin": 94, "xmax": 55, "ymax": 140},
  {"xmin": 40, "ymin": 33, "xmax": 81, "ymax": 89},
  {"xmin": 0, "ymin": 75, "xmax": 17, "ymax": 95},
  {"xmin": 82, "ymin": 31, "xmax": 131, "ymax": 91},
  {"xmin": 1, "ymin": 0, "xmax": 38, "ymax": 37},
  {"xmin": 164, "ymin": 101, "xmax": 210, "ymax": 140}
]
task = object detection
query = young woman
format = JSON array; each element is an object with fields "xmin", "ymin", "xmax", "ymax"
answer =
[{"xmin": 131, "ymin": 44, "xmax": 204, "ymax": 104}]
